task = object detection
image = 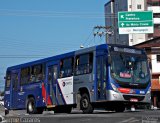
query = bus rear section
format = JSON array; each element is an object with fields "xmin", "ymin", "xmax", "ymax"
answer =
[
  {"xmin": 4, "ymin": 64, "xmax": 47, "ymax": 114},
  {"xmin": 4, "ymin": 52, "xmax": 76, "ymax": 114}
]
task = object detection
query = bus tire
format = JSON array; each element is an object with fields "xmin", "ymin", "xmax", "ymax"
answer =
[
  {"xmin": 37, "ymin": 107, "xmax": 44, "ymax": 114},
  {"xmin": 115, "ymin": 105, "xmax": 125, "ymax": 112},
  {"xmin": 27, "ymin": 97, "xmax": 37, "ymax": 114},
  {"xmin": 80, "ymin": 93, "xmax": 93, "ymax": 114},
  {"xmin": 5, "ymin": 109, "xmax": 9, "ymax": 115},
  {"xmin": 65, "ymin": 107, "xmax": 72, "ymax": 114}
]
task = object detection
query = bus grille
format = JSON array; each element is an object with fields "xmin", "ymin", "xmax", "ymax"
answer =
[{"xmin": 123, "ymin": 95, "xmax": 145, "ymax": 101}]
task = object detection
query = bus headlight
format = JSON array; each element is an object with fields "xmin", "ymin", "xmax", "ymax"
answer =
[
  {"xmin": 147, "ymin": 87, "xmax": 151, "ymax": 94},
  {"xmin": 111, "ymin": 83, "xmax": 119, "ymax": 92}
]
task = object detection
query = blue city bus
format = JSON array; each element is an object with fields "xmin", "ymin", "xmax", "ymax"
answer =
[{"xmin": 4, "ymin": 44, "xmax": 151, "ymax": 114}]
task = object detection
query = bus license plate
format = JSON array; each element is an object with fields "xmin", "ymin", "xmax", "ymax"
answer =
[{"xmin": 130, "ymin": 98, "xmax": 138, "ymax": 102}]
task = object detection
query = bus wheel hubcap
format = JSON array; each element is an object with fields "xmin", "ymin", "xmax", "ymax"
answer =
[
  {"xmin": 82, "ymin": 99, "xmax": 88, "ymax": 108},
  {"xmin": 28, "ymin": 102, "xmax": 33, "ymax": 112}
]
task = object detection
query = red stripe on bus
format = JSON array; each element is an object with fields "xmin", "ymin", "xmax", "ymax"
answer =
[{"xmin": 42, "ymin": 83, "xmax": 52, "ymax": 105}]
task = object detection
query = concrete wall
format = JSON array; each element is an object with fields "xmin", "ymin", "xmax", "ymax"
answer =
[{"xmin": 152, "ymin": 55, "xmax": 160, "ymax": 73}]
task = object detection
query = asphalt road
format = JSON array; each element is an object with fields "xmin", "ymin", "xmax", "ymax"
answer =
[{"xmin": 1, "ymin": 109, "xmax": 160, "ymax": 123}]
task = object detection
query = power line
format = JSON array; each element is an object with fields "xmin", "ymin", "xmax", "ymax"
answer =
[
  {"xmin": 0, "ymin": 37, "xmax": 78, "ymax": 55},
  {"xmin": 81, "ymin": 30, "xmax": 94, "ymax": 47},
  {"xmin": 0, "ymin": 9, "xmax": 118, "ymax": 18},
  {"xmin": 0, "ymin": 55, "xmax": 46, "ymax": 56},
  {"xmin": 0, "ymin": 57, "xmax": 45, "ymax": 58},
  {"xmin": 85, "ymin": 37, "xmax": 96, "ymax": 47},
  {"xmin": 80, "ymin": 25, "xmax": 114, "ymax": 48},
  {"xmin": 0, "ymin": 36, "xmax": 81, "ymax": 48},
  {"xmin": 0, "ymin": 9, "xmax": 118, "ymax": 15}
]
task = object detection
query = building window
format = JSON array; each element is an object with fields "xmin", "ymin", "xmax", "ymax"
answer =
[
  {"xmin": 147, "ymin": 0, "xmax": 160, "ymax": 6},
  {"xmin": 20, "ymin": 67, "xmax": 30, "ymax": 85},
  {"xmin": 157, "ymin": 55, "xmax": 160, "ymax": 62},
  {"xmin": 75, "ymin": 53, "xmax": 93, "ymax": 75},
  {"xmin": 155, "ymin": 24, "xmax": 160, "ymax": 29},
  {"xmin": 154, "ymin": 14, "xmax": 160, "ymax": 18},
  {"xmin": 137, "ymin": 4, "xmax": 141, "ymax": 9},
  {"xmin": 129, "ymin": 5, "xmax": 132, "ymax": 9},
  {"xmin": 60, "ymin": 57, "xmax": 74, "ymax": 78},
  {"xmin": 31, "ymin": 64, "xmax": 43, "ymax": 82}
]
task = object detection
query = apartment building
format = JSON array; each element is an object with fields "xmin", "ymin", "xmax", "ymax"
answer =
[
  {"xmin": 147, "ymin": 0, "xmax": 160, "ymax": 39},
  {"xmin": 105, "ymin": 0, "xmax": 160, "ymax": 45}
]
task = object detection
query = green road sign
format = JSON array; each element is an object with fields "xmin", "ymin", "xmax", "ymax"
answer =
[{"xmin": 118, "ymin": 11, "xmax": 154, "ymax": 34}]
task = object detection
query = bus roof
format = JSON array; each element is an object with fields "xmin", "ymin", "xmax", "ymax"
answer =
[
  {"xmin": 6, "ymin": 43, "xmax": 144, "ymax": 71},
  {"xmin": 7, "ymin": 44, "xmax": 106, "ymax": 70}
]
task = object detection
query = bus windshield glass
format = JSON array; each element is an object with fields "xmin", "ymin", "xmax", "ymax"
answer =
[{"xmin": 110, "ymin": 52, "xmax": 150, "ymax": 84}]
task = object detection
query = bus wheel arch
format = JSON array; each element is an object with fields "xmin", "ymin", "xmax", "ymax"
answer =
[{"xmin": 78, "ymin": 87, "xmax": 94, "ymax": 114}]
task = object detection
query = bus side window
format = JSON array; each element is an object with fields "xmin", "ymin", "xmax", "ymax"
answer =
[
  {"xmin": 12, "ymin": 73, "xmax": 18, "ymax": 90},
  {"xmin": 20, "ymin": 67, "xmax": 30, "ymax": 85},
  {"xmin": 31, "ymin": 64, "xmax": 43, "ymax": 82},
  {"xmin": 75, "ymin": 53, "xmax": 93, "ymax": 75},
  {"xmin": 89, "ymin": 53, "xmax": 93, "ymax": 73},
  {"xmin": 6, "ymin": 71, "xmax": 11, "ymax": 88},
  {"xmin": 60, "ymin": 58, "xmax": 74, "ymax": 78}
]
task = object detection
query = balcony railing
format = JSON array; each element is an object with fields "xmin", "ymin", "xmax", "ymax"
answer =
[
  {"xmin": 148, "ymin": 6, "xmax": 160, "ymax": 13},
  {"xmin": 154, "ymin": 28, "xmax": 160, "ymax": 37},
  {"xmin": 154, "ymin": 18, "xmax": 160, "ymax": 24}
]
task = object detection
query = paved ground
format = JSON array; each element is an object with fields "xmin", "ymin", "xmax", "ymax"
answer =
[{"xmin": 1, "ymin": 106, "xmax": 160, "ymax": 123}]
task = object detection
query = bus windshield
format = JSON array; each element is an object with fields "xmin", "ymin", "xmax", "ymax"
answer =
[{"xmin": 110, "ymin": 52, "xmax": 150, "ymax": 84}]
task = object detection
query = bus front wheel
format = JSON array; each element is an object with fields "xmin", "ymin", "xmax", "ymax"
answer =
[
  {"xmin": 115, "ymin": 105, "xmax": 125, "ymax": 112},
  {"xmin": 80, "ymin": 93, "xmax": 93, "ymax": 114}
]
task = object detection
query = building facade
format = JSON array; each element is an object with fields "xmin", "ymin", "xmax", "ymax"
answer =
[
  {"xmin": 147, "ymin": 0, "xmax": 160, "ymax": 39},
  {"xmin": 105, "ymin": 0, "xmax": 160, "ymax": 46}
]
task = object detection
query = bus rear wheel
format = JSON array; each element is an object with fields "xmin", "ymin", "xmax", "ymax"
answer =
[
  {"xmin": 80, "ymin": 93, "xmax": 93, "ymax": 114},
  {"xmin": 65, "ymin": 107, "xmax": 72, "ymax": 113},
  {"xmin": 27, "ymin": 97, "xmax": 43, "ymax": 114}
]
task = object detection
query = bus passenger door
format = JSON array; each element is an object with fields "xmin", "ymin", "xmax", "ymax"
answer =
[
  {"xmin": 96, "ymin": 56, "xmax": 107, "ymax": 100},
  {"xmin": 46, "ymin": 62, "xmax": 58, "ymax": 106},
  {"xmin": 11, "ymin": 70, "xmax": 20, "ymax": 109}
]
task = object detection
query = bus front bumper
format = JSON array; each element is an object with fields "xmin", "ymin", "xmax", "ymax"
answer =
[{"xmin": 107, "ymin": 90, "xmax": 151, "ymax": 104}]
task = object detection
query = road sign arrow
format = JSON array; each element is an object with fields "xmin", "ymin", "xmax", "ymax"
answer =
[
  {"xmin": 121, "ymin": 23, "xmax": 125, "ymax": 27},
  {"xmin": 121, "ymin": 15, "xmax": 124, "ymax": 19}
]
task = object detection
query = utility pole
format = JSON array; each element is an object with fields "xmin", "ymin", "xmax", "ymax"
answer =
[
  {"xmin": 80, "ymin": 26, "xmax": 114, "ymax": 48},
  {"xmin": 111, "ymin": 0, "xmax": 116, "ymax": 44},
  {"xmin": 93, "ymin": 26, "xmax": 114, "ymax": 44}
]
